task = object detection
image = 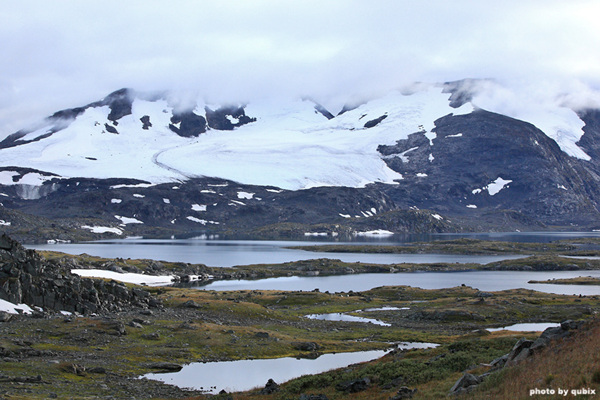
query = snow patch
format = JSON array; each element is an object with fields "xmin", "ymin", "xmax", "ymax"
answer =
[
  {"xmin": 487, "ymin": 177, "xmax": 512, "ymax": 195},
  {"xmin": 354, "ymin": 229, "xmax": 394, "ymax": 236},
  {"xmin": 191, "ymin": 204, "xmax": 207, "ymax": 211},
  {"xmin": 0, "ymin": 298, "xmax": 33, "ymax": 314},
  {"xmin": 466, "ymin": 204, "xmax": 478, "ymax": 209},
  {"xmin": 81, "ymin": 225, "xmax": 123, "ymax": 235},
  {"xmin": 186, "ymin": 216, "xmax": 219, "ymax": 225},
  {"xmin": 0, "ymin": 171, "xmax": 60, "ymax": 186},
  {"xmin": 163, "ymin": 198, "xmax": 170, "ymax": 204},
  {"xmin": 0, "ymin": 220, "xmax": 11, "ymax": 226},
  {"xmin": 473, "ymin": 177, "xmax": 512, "ymax": 196},
  {"xmin": 432, "ymin": 214, "xmax": 443, "ymax": 220},
  {"xmin": 115, "ymin": 215, "xmax": 144, "ymax": 224},
  {"xmin": 71, "ymin": 269, "xmax": 174, "ymax": 286},
  {"xmin": 111, "ymin": 183, "xmax": 156, "ymax": 189},
  {"xmin": 237, "ymin": 191, "xmax": 254, "ymax": 199},
  {"xmin": 111, "ymin": 198, "xmax": 122, "ymax": 204},
  {"xmin": 424, "ymin": 131, "xmax": 436, "ymax": 146},
  {"xmin": 133, "ymin": 193, "xmax": 145, "ymax": 198}
]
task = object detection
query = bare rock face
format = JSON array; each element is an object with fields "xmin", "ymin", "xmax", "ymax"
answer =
[{"xmin": 0, "ymin": 234, "xmax": 160, "ymax": 314}]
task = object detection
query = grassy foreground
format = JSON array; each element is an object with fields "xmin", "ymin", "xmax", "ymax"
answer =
[{"xmin": 1, "ymin": 278, "xmax": 598, "ymax": 399}]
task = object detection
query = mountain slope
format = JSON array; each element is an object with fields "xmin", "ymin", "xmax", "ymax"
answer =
[{"xmin": 1, "ymin": 81, "xmax": 600, "ymax": 240}]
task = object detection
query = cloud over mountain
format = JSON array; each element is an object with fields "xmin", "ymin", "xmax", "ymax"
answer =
[{"xmin": 1, "ymin": 0, "xmax": 599, "ymax": 136}]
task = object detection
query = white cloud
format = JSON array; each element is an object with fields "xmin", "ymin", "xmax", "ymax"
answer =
[{"xmin": 1, "ymin": 0, "xmax": 599, "ymax": 136}]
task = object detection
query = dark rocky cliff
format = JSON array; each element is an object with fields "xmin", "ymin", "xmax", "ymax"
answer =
[{"xmin": 0, "ymin": 234, "xmax": 160, "ymax": 314}]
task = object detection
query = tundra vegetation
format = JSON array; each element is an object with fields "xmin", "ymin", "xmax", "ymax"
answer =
[{"xmin": 1, "ymin": 237, "xmax": 599, "ymax": 399}]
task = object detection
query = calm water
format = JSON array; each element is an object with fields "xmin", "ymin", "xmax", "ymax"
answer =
[
  {"xmin": 28, "ymin": 234, "xmax": 600, "ymax": 296},
  {"xmin": 195, "ymin": 270, "xmax": 600, "ymax": 296},
  {"xmin": 487, "ymin": 322, "xmax": 560, "ymax": 332},
  {"xmin": 144, "ymin": 350, "xmax": 388, "ymax": 393},
  {"xmin": 29, "ymin": 238, "xmax": 528, "ymax": 267},
  {"xmin": 143, "ymin": 344, "xmax": 437, "ymax": 394}
]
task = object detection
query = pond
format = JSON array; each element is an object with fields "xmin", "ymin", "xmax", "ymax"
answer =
[
  {"xmin": 143, "ymin": 344, "xmax": 436, "ymax": 394},
  {"xmin": 487, "ymin": 322, "xmax": 560, "ymax": 332}
]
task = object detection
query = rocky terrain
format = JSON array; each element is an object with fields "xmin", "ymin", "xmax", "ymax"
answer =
[{"xmin": 0, "ymin": 234, "xmax": 159, "ymax": 314}]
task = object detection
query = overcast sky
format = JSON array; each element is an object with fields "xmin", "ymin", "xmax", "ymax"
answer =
[{"xmin": 1, "ymin": 0, "xmax": 599, "ymax": 136}]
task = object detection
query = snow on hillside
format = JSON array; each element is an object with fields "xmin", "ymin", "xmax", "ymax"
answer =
[
  {"xmin": 0, "ymin": 86, "xmax": 471, "ymax": 190},
  {"xmin": 159, "ymin": 87, "xmax": 472, "ymax": 189},
  {"xmin": 0, "ymin": 82, "xmax": 590, "ymax": 190}
]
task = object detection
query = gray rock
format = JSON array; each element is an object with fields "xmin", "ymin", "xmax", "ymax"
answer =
[
  {"xmin": 506, "ymin": 338, "xmax": 533, "ymax": 363},
  {"xmin": 449, "ymin": 373, "xmax": 480, "ymax": 394},
  {"xmin": 0, "ymin": 311, "xmax": 12, "ymax": 322},
  {"xmin": 292, "ymin": 342, "xmax": 320, "ymax": 352},
  {"xmin": 147, "ymin": 362, "xmax": 183, "ymax": 372},
  {"xmin": 299, "ymin": 394, "xmax": 329, "ymax": 400},
  {"xmin": 336, "ymin": 377, "xmax": 371, "ymax": 393},
  {"xmin": 259, "ymin": 378, "xmax": 280, "ymax": 395},
  {"xmin": 127, "ymin": 321, "xmax": 143, "ymax": 329},
  {"xmin": 390, "ymin": 386, "xmax": 418, "ymax": 399},
  {"xmin": 560, "ymin": 319, "xmax": 581, "ymax": 331}
]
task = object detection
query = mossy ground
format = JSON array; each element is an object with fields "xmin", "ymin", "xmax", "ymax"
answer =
[{"xmin": 1, "ymin": 281, "xmax": 598, "ymax": 399}]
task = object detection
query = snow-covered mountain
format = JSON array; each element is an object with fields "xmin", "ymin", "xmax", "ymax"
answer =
[{"xmin": 1, "ymin": 80, "xmax": 600, "ymax": 241}]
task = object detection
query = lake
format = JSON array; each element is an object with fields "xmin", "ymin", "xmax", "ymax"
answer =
[
  {"xmin": 29, "ymin": 237, "xmax": 528, "ymax": 268},
  {"xmin": 194, "ymin": 270, "xmax": 600, "ymax": 296},
  {"xmin": 28, "ymin": 234, "xmax": 600, "ymax": 296}
]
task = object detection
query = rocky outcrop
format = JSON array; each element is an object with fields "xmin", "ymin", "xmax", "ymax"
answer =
[
  {"xmin": 336, "ymin": 377, "xmax": 371, "ymax": 393},
  {"xmin": 449, "ymin": 320, "xmax": 583, "ymax": 395},
  {"xmin": 0, "ymin": 234, "xmax": 160, "ymax": 314},
  {"xmin": 378, "ymin": 109, "xmax": 600, "ymax": 228},
  {"xmin": 169, "ymin": 111, "xmax": 207, "ymax": 137},
  {"xmin": 259, "ymin": 378, "xmax": 280, "ymax": 395}
]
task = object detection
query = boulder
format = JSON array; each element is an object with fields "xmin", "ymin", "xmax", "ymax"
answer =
[
  {"xmin": 390, "ymin": 386, "xmax": 418, "ymax": 399},
  {"xmin": 506, "ymin": 338, "xmax": 533, "ymax": 365},
  {"xmin": 259, "ymin": 378, "xmax": 280, "ymax": 395},
  {"xmin": 0, "ymin": 311, "xmax": 12, "ymax": 322},
  {"xmin": 292, "ymin": 342, "xmax": 320, "ymax": 352},
  {"xmin": 336, "ymin": 377, "xmax": 371, "ymax": 393},
  {"xmin": 449, "ymin": 373, "xmax": 480, "ymax": 394},
  {"xmin": 147, "ymin": 362, "xmax": 183, "ymax": 372},
  {"xmin": 299, "ymin": 394, "xmax": 329, "ymax": 400}
]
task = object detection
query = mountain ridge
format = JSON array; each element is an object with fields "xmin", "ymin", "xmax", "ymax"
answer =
[{"xmin": 1, "ymin": 80, "xmax": 600, "ymax": 241}]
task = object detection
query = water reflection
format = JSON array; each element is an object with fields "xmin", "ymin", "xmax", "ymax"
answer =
[
  {"xmin": 143, "ymin": 350, "xmax": 389, "ymax": 394},
  {"xmin": 143, "ymin": 344, "xmax": 436, "ymax": 394},
  {"xmin": 487, "ymin": 322, "xmax": 560, "ymax": 332},
  {"xmin": 28, "ymin": 238, "xmax": 527, "ymax": 267},
  {"xmin": 196, "ymin": 270, "xmax": 600, "ymax": 296},
  {"xmin": 305, "ymin": 313, "xmax": 391, "ymax": 326}
]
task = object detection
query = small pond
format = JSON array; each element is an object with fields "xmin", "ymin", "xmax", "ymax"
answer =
[
  {"xmin": 487, "ymin": 322, "xmax": 560, "ymax": 332},
  {"xmin": 143, "ymin": 344, "xmax": 436, "ymax": 394}
]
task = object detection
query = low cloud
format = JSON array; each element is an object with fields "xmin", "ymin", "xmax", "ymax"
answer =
[{"xmin": 1, "ymin": 0, "xmax": 599, "ymax": 136}]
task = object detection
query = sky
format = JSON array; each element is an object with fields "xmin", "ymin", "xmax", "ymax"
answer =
[{"xmin": 1, "ymin": 0, "xmax": 600, "ymax": 137}]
